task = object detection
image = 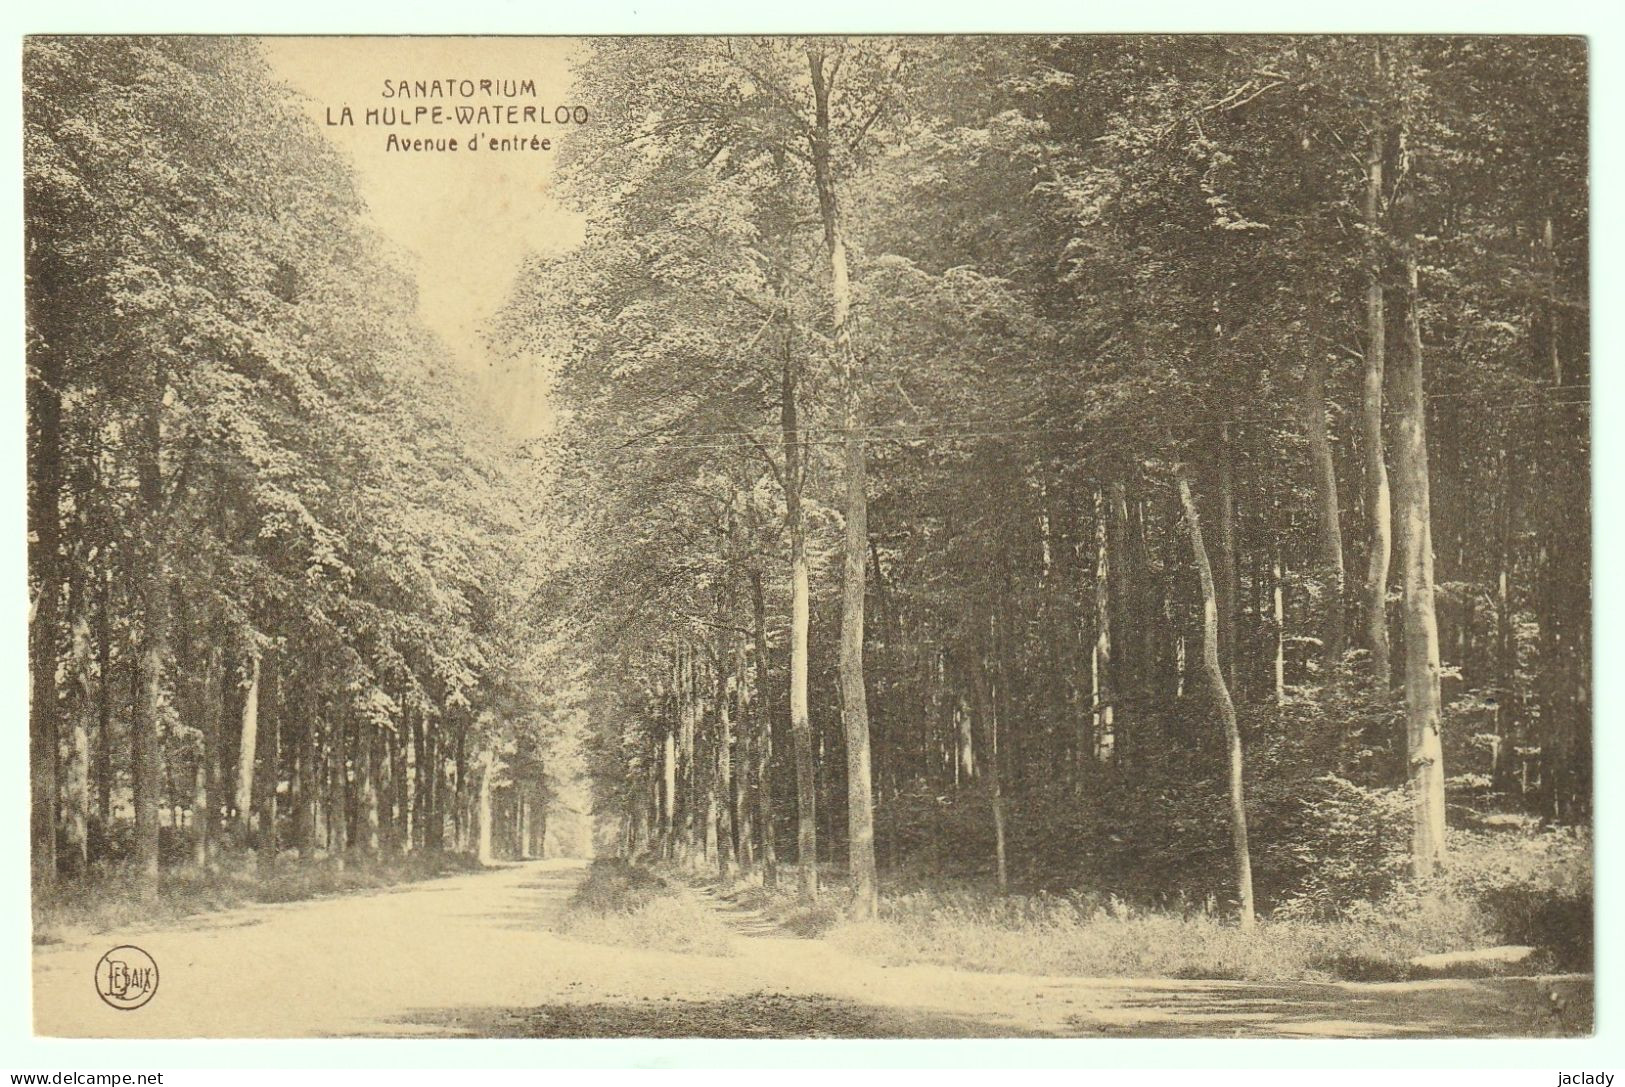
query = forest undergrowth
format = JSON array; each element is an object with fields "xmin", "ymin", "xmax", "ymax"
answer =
[
  {"xmin": 555, "ymin": 858, "xmax": 736, "ymax": 957},
  {"xmin": 687, "ymin": 816, "xmax": 1590, "ymax": 985},
  {"xmin": 25, "ymin": 38, "xmax": 1595, "ymax": 1017},
  {"xmin": 31, "ymin": 847, "xmax": 486, "ymax": 946}
]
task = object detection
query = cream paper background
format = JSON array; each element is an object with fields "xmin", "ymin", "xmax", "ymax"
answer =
[{"xmin": 4, "ymin": 0, "xmax": 1621, "ymax": 1071}]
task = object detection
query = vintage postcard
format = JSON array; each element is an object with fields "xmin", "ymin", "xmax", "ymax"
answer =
[{"xmin": 23, "ymin": 33, "xmax": 1592, "ymax": 1042}]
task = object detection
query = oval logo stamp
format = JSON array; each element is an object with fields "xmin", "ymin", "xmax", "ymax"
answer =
[{"xmin": 94, "ymin": 945, "xmax": 159, "ymax": 1010}]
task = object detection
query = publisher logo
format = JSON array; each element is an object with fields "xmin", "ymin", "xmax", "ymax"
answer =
[{"xmin": 94, "ymin": 945, "xmax": 159, "ymax": 1010}]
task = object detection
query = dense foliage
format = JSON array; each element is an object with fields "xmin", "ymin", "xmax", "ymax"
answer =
[
  {"xmin": 26, "ymin": 37, "xmax": 1590, "ymax": 936},
  {"xmin": 26, "ymin": 37, "xmax": 554, "ymax": 893},
  {"xmin": 502, "ymin": 36, "xmax": 1590, "ymax": 920}
]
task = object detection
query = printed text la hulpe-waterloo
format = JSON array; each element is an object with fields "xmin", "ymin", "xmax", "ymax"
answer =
[{"xmin": 325, "ymin": 79, "xmax": 590, "ymax": 129}]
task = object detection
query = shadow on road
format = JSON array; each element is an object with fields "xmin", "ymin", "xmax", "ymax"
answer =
[
  {"xmin": 389, "ymin": 991, "xmax": 1049, "ymax": 1038},
  {"xmin": 459, "ymin": 862, "xmax": 587, "ymax": 933},
  {"xmin": 1070, "ymin": 975, "xmax": 1593, "ymax": 1038}
]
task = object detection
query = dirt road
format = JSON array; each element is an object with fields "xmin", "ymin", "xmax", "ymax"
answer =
[{"xmin": 32, "ymin": 858, "xmax": 1589, "ymax": 1038}]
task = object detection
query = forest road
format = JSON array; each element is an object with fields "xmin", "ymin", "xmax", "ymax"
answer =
[{"xmin": 32, "ymin": 858, "xmax": 1589, "ymax": 1039}]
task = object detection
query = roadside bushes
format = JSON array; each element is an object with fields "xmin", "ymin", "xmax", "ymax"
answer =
[
  {"xmin": 1252, "ymin": 774, "xmax": 1411, "ymax": 919},
  {"xmin": 878, "ymin": 767, "xmax": 1412, "ymax": 915},
  {"xmin": 556, "ymin": 858, "xmax": 735, "ymax": 957},
  {"xmin": 825, "ymin": 820, "xmax": 1592, "ymax": 984},
  {"xmin": 1438, "ymin": 826, "xmax": 1593, "ymax": 969},
  {"xmin": 830, "ymin": 894, "xmax": 1453, "ymax": 982},
  {"xmin": 566, "ymin": 857, "xmax": 673, "ymax": 914},
  {"xmin": 32, "ymin": 849, "xmax": 484, "ymax": 944},
  {"xmin": 869, "ymin": 740, "xmax": 1591, "ymax": 978}
]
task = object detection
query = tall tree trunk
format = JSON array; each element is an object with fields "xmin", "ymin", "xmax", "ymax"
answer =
[
  {"xmin": 201, "ymin": 640, "xmax": 224, "ymax": 867},
  {"xmin": 236, "ymin": 653, "xmax": 261, "ymax": 848},
  {"xmin": 360, "ymin": 722, "xmax": 381, "ymax": 859},
  {"xmin": 1272, "ymin": 533, "xmax": 1287, "ymax": 705},
  {"xmin": 191, "ymin": 738, "xmax": 208, "ymax": 868},
  {"xmin": 703, "ymin": 761, "xmax": 720, "ymax": 866},
  {"xmin": 1302, "ymin": 337, "xmax": 1349, "ymax": 668},
  {"xmin": 1362, "ymin": 57, "xmax": 1394, "ymax": 692},
  {"xmin": 1091, "ymin": 489, "xmax": 1113, "ymax": 761},
  {"xmin": 476, "ymin": 749, "xmax": 494, "ymax": 865},
  {"xmin": 702, "ymin": 692, "xmax": 720, "ymax": 868},
  {"xmin": 809, "ymin": 46, "xmax": 877, "ymax": 920},
  {"xmin": 176, "ymin": 596, "xmax": 205, "ymax": 868},
  {"xmin": 960, "ymin": 627, "xmax": 1008, "ymax": 895},
  {"xmin": 395, "ymin": 703, "xmax": 412, "ymax": 855},
  {"xmin": 1176, "ymin": 466, "xmax": 1256, "ymax": 928},
  {"xmin": 1396, "ymin": 258, "xmax": 1447, "ymax": 875},
  {"xmin": 296, "ymin": 704, "xmax": 316, "ymax": 860},
  {"xmin": 1492, "ymin": 453, "xmax": 1517, "ymax": 793},
  {"xmin": 425, "ymin": 727, "xmax": 444, "ymax": 852},
  {"xmin": 453, "ymin": 725, "xmax": 470, "ymax": 854},
  {"xmin": 519, "ymin": 790, "xmax": 533, "ymax": 861},
  {"xmin": 1127, "ymin": 474, "xmax": 1159, "ymax": 757},
  {"xmin": 716, "ymin": 654, "xmax": 738, "ymax": 880},
  {"xmin": 328, "ymin": 712, "xmax": 349, "ymax": 869},
  {"xmin": 1213, "ymin": 423, "xmax": 1240, "ymax": 693},
  {"xmin": 1532, "ymin": 215, "xmax": 1589, "ymax": 821},
  {"xmin": 955, "ymin": 682, "xmax": 975, "ymax": 783},
  {"xmin": 258, "ymin": 660, "xmax": 280, "ymax": 862},
  {"xmin": 781, "ymin": 275, "xmax": 818, "ymax": 900},
  {"xmin": 640, "ymin": 741, "xmax": 659, "ymax": 861},
  {"xmin": 411, "ymin": 709, "xmax": 428, "ymax": 852},
  {"xmin": 750, "ymin": 569, "xmax": 778, "ymax": 887},
  {"xmin": 379, "ymin": 728, "xmax": 397, "ymax": 858},
  {"xmin": 680, "ymin": 648, "xmax": 699, "ymax": 864},
  {"xmin": 131, "ymin": 356, "xmax": 169, "ymax": 897},
  {"xmin": 662, "ymin": 719, "xmax": 677, "ymax": 859},
  {"xmin": 66, "ymin": 613, "xmax": 95, "ymax": 877},
  {"xmin": 95, "ymin": 563, "xmax": 114, "ymax": 830},
  {"xmin": 730, "ymin": 727, "xmax": 749, "ymax": 872},
  {"xmin": 28, "ymin": 334, "xmax": 64, "ymax": 887},
  {"xmin": 732, "ymin": 642, "xmax": 754, "ymax": 874},
  {"xmin": 1108, "ymin": 479, "xmax": 1143, "ymax": 762}
]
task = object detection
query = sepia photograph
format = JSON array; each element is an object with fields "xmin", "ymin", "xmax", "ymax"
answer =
[{"xmin": 22, "ymin": 31, "xmax": 1594, "ymax": 1043}]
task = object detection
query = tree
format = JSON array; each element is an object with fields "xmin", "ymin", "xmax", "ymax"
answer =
[
  {"xmin": 26, "ymin": 36, "xmax": 556, "ymax": 893},
  {"xmin": 1177, "ymin": 464, "xmax": 1256, "ymax": 927}
]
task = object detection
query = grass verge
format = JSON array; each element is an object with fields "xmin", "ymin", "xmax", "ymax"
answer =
[
  {"xmin": 825, "ymin": 893, "xmax": 1491, "ymax": 983},
  {"xmin": 33, "ymin": 850, "xmax": 485, "ymax": 945},
  {"xmin": 707, "ymin": 827, "xmax": 1590, "ymax": 985},
  {"xmin": 555, "ymin": 858, "xmax": 736, "ymax": 957}
]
